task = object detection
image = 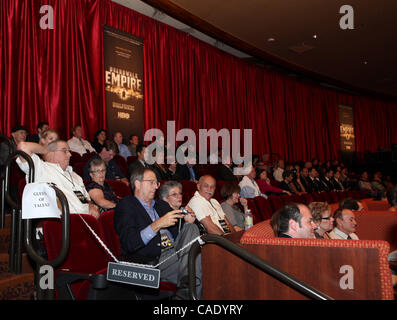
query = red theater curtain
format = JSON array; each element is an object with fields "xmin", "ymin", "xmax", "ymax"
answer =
[{"xmin": 1, "ymin": 0, "xmax": 396, "ymax": 162}]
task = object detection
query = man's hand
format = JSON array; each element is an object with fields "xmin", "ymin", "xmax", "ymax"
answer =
[{"xmin": 151, "ymin": 210, "xmax": 184, "ymax": 233}]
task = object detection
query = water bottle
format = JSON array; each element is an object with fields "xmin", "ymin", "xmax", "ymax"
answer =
[{"xmin": 244, "ymin": 209, "xmax": 253, "ymax": 230}]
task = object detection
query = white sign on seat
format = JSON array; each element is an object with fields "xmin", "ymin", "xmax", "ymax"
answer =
[{"xmin": 22, "ymin": 182, "xmax": 61, "ymax": 219}]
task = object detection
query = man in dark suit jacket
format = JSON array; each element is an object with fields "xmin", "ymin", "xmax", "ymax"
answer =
[
  {"xmin": 300, "ymin": 167, "xmax": 312, "ymax": 193},
  {"xmin": 26, "ymin": 121, "xmax": 49, "ymax": 143},
  {"xmin": 307, "ymin": 167, "xmax": 325, "ymax": 193},
  {"xmin": 174, "ymin": 161, "xmax": 199, "ymax": 181},
  {"xmin": 331, "ymin": 171, "xmax": 345, "ymax": 191},
  {"xmin": 321, "ymin": 169, "xmax": 335, "ymax": 192},
  {"xmin": 217, "ymin": 163, "xmax": 238, "ymax": 181},
  {"xmin": 128, "ymin": 144, "xmax": 149, "ymax": 176},
  {"xmin": 114, "ymin": 167, "xmax": 201, "ymax": 299}
]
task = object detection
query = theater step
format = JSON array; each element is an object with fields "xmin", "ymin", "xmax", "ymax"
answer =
[
  {"xmin": 0, "ymin": 253, "xmax": 35, "ymax": 274},
  {"xmin": 0, "ymin": 272, "xmax": 35, "ymax": 300}
]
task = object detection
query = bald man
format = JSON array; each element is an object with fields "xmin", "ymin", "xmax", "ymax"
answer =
[
  {"xmin": 328, "ymin": 208, "xmax": 359, "ymax": 240},
  {"xmin": 187, "ymin": 175, "xmax": 235, "ymax": 235}
]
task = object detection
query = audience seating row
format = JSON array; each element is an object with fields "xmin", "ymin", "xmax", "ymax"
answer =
[
  {"xmin": 201, "ymin": 229, "xmax": 394, "ymax": 299},
  {"xmin": 43, "ymin": 210, "xmax": 177, "ymax": 300}
]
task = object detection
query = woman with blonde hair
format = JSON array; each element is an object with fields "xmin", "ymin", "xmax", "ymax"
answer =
[
  {"xmin": 309, "ymin": 202, "xmax": 333, "ymax": 239},
  {"xmin": 39, "ymin": 129, "xmax": 59, "ymax": 146}
]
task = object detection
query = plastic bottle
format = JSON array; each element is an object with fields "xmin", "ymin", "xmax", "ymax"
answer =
[{"xmin": 244, "ymin": 209, "xmax": 253, "ymax": 230}]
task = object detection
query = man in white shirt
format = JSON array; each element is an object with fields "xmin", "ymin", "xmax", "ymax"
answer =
[
  {"xmin": 67, "ymin": 124, "xmax": 96, "ymax": 156},
  {"xmin": 328, "ymin": 209, "xmax": 359, "ymax": 240},
  {"xmin": 239, "ymin": 165, "xmax": 267, "ymax": 199},
  {"xmin": 187, "ymin": 175, "xmax": 235, "ymax": 235},
  {"xmin": 17, "ymin": 140, "xmax": 100, "ymax": 218},
  {"xmin": 113, "ymin": 131, "xmax": 131, "ymax": 159}
]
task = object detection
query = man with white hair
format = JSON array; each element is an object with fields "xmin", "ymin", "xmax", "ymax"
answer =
[{"xmin": 239, "ymin": 165, "xmax": 268, "ymax": 199}]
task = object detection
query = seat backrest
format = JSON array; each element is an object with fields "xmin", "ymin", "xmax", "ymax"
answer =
[
  {"xmin": 43, "ymin": 214, "xmax": 110, "ymax": 273},
  {"xmin": 311, "ymin": 192, "xmax": 325, "ymax": 202},
  {"xmin": 81, "ymin": 152, "xmax": 96, "ymax": 163},
  {"xmin": 280, "ymin": 194, "xmax": 294, "ymax": 205},
  {"xmin": 69, "ymin": 151, "xmax": 82, "ymax": 167},
  {"xmin": 98, "ymin": 210, "xmax": 121, "ymax": 258},
  {"xmin": 253, "ymin": 196, "xmax": 273, "ymax": 220},
  {"xmin": 301, "ymin": 193, "xmax": 314, "ymax": 205},
  {"xmin": 127, "ymin": 156, "xmax": 137, "ymax": 166},
  {"xmin": 267, "ymin": 195, "xmax": 284, "ymax": 212},
  {"xmin": 113, "ymin": 154, "xmax": 129, "ymax": 177},
  {"xmin": 355, "ymin": 211, "xmax": 397, "ymax": 251},
  {"xmin": 105, "ymin": 179, "xmax": 132, "ymax": 198},
  {"xmin": 246, "ymin": 198, "xmax": 261, "ymax": 225},
  {"xmin": 72, "ymin": 162, "xmax": 85, "ymax": 178},
  {"xmin": 180, "ymin": 180, "xmax": 198, "ymax": 205},
  {"xmin": 328, "ymin": 191, "xmax": 339, "ymax": 204}
]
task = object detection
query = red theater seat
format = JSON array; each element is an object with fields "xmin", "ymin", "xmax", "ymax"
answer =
[
  {"xmin": 246, "ymin": 198, "xmax": 261, "ymax": 225},
  {"xmin": 180, "ymin": 180, "xmax": 198, "ymax": 205},
  {"xmin": 268, "ymin": 195, "xmax": 284, "ymax": 212},
  {"xmin": 81, "ymin": 152, "xmax": 96, "ymax": 163},
  {"xmin": 113, "ymin": 154, "xmax": 129, "ymax": 178},
  {"xmin": 72, "ymin": 162, "xmax": 85, "ymax": 177},
  {"xmin": 105, "ymin": 179, "xmax": 131, "ymax": 198},
  {"xmin": 280, "ymin": 194, "xmax": 294, "ymax": 205},
  {"xmin": 127, "ymin": 156, "xmax": 137, "ymax": 165},
  {"xmin": 70, "ymin": 152, "xmax": 82, "ymax": 166},
  {"xmin": 328, "ymin": 191, "xmax": 339, "ymax": 204},
  {"xmin": 311, "ymin": 192, "xmax": 325, "ymax": 202},
  {"xmin": 43, "ymin": 214, "xmax": 111, "ymax": 300},
  {"xmin": 253, "ymin": 196, "xmax": 273, "ymax": 220},
  {"xmin": 300, "ymin": 193, "xmax": 314, "ymax": 205}
]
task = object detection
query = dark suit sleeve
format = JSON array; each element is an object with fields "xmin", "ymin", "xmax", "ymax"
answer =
[
  {"xmin": 109, "ymin": 160, "xmax": 125, "ymax": 179},
  {"xmin": 114, "ymin": 197, "xmax": 147, "ymax": 255},
  {"xmin": 154, "ymin": 199, "xmax": 180, "ymax": 240}
]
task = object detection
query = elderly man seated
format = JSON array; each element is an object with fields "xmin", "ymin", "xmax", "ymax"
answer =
[
  {"xmin": 239, "ymin": 165, "xmax": 268, "ymax": 199},
  {"xmin": 17, "ymin": 140, "xmax": 99, "ymax": 218},
  {"xmin": 187, "ymin": 175, "xmax": 235, "ymax": 235},
  {"xmin": 328, "ymin": 208, "xmax": 359, "ymax": 240}
]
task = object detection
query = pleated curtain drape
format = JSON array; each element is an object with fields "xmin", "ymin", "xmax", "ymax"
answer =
[{"xmin": 1, "ymin": 0, "xmax": 396, "ymax": 162}]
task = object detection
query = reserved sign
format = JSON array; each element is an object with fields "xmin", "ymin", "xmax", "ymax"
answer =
[{"xmin": 107, "ymin": 262, "xmax": 160, "ymax": 289}]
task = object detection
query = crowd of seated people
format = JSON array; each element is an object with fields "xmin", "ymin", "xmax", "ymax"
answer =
[
  {"xmin": 2, "ymin": 123, "xmax": 396, "ymax": 217},
  {"xmin": 2, "ymin": 122, "xmax": 397, "ymax": 299}
]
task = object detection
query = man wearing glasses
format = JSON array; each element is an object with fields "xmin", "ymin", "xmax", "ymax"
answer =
[
  {"xmin": 114, "ymin": 167, "xmax": 199, "ymax": 299},
  {"xmin": 16, "ymin": 140, "xmax": 100, "ymax": 218}
]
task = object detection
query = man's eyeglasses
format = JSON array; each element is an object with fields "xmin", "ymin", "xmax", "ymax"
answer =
[
  {"xmin": 55, "ymin": 149, "xmax": 71, "ymax": 154},
  {"xmin": 142, "ymin": 180, "xmax": 160, "ymax": 187},
  {"xmin": 321, "ymin": 217, "xmax": 332, "ymax": 220}
]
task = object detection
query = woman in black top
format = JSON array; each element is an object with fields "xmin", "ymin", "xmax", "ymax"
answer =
[{"xmin": 85, "ymin": 158, "xmax": 119, "ymax": 213}]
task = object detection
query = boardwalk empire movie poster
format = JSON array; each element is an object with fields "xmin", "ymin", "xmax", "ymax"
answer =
[{"xmin": 103, "ymin": 25, "xmax": 144, "ymax": 141}]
